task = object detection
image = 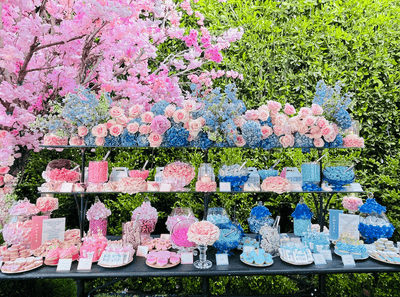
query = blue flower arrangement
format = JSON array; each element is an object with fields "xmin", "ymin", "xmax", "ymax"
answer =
[
  {"xmin": 84, "ymin": 132, "xmax": 96, "ymax": 146},
  {"xmin": 291, "ymin": 203, "xmax": 313, "ymax": 219},
  {"xmin": 120, "ymin": 129, "xmax": 137, "ymax": 147},
  {"xmin": 151, "ymin": 100, "xmax": 169, "ymax": 115},
  {"xmin": 165, "ymin": 126, "xmax": 189, "ymax": 147},
  {"xmin": 294, "ymin": 133, "xmax": 314, "ymax": 148},
  {"xmin": 250, "ymin": 204, "xmax": 272, "ymax": 219},
  {"xmin": 192, "ymin": 132, "xmax": 213, "ymax": 150},
  {"xmin": 358, "ymin": 198, "xmax": 386, "ymax": 214},
  {"xmin": 260, "ymin": 134, "xmax": 282, "ymax": 150},
  {"xmin": 248, "ymin": 204, "xmax": 274, "ymax": 234},
  {"xmin": 105, "ymin": 134, "xmax": 122, "ymax": 147},
  {"xmin": 242, "ymin": 121, "xmax": 262, "ymax": 148},
  {"xmin": 358, "ymin": 223, "xmax": 395, "ymax": 244},
  {"xmin": 302, "ymin": 183, "xmax": 323, "ymax": 192},
  {"xmin": 324, "ymin": 134, "xmax": 343, "ymax": 148},
  {"xmin": 137, "ymin": 135, "xmax": 149, "ymax": 147}
]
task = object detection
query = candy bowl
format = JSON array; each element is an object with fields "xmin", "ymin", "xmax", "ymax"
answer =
[
  {"xmin": 171, "ymin": 217, "xmax": 198, "ymax": 253},
  {"xmin": 323, "ymin": 161, "xmax": 355, "ymax": 190},
  {"xmin": 43, "ymin": 159, "xmax": 80, "ymax": 183},
  {"xmin": 213, "ymin": 222, "xmax": 242, "ymax": 255},
  {"xmin": 218, "ymin": 164, "xmax": 249, "ymax": 192}
]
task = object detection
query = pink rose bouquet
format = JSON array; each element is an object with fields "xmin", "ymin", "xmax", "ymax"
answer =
[
  {"xmin": 92, "ymin": 124, "xmax": 108, "ymax": 137},
  {"xmin": 261, "ymin": 176, "xmax": 292, "ymax": 194},
  {"xmin": 9, "ymin": 198, "xmax": 39, "ymax": 216},
  {"xmin": 343, "ymin": 134, "xmax": 364, "ymax": 148},
  {"xmin": 342, "ymin": 195, "xmax": 363, "ymax": 212},
  {"xmin": 115, "ymin": 177, "xmax": 147, "ymax": 194},
  {"xmin": 36, "ymin": 196, "xmax": 59, "ymax": 213},
  {"xmin": 150, "ymin": 115, "xmax": 171, "ymax": 135},
  {"xmin": 187, "ymin": 221, "xmax": 220, "ymax": 245}
]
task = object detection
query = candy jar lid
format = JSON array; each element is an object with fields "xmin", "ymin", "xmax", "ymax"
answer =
[
  {"xmin": 247, "ymin": 202, "xmax": 274, "ymax": 234},
  {"xmin": 207, "ymin": 207, "xmax": 230, "ymax": 225},
  {"xmin": 291, "ymin": 198, "xmax": 313, "ymax": 220}
]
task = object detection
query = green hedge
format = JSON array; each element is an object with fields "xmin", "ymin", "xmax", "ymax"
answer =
[{"xmin": 11, "ymin": 0, "xmax": 400, "ymax": 295}]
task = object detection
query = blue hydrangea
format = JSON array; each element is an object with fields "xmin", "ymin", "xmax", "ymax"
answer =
[
  {"xmin": 260, "ymin": 134, "xmax": 282, "ymax": 150},
  {"xmin": 120, "ymin": 129, "xmax": 137, "ymax": 147},
  {"xmin": 137, "ymin": 135, "xmax": 149, "ymax": 147},
  {"xmin": 105, "ymin": 134, "xmax": 122, "ymax": 147},
  {"xmin": 214, "ymin": 141, "xmax": 230, "ymax": 147},
  {"xmin": 150, "ymin": 100, "xmax": 170, "ymax": 116},
  {"xmin": 165, "ymin": 126, "xmax": 189, "ymax": 147},
  {"xmin": 334, "ymin": 109, "xmax": 352, "ymax": 130},
  {"xmin": 260, "ymin": 117, "xmax": 273, "ymax": 127},
  {"xmin": 84, "ymin": 132, "xmax": 96, "ymax": 146},
  {"xmin": 324, "ymin": 134, "xmax": 343, "ymax": 148},
  {"xmin": 242, "ymin": 121, "xmax": 262, "ymax": 148},
  {"xmin": 294, "ymin": 133, "xmax": 314, "ymax": 148},
  {"xmin": 192, "ymin": 132, "xmax": 214, "ymax": 150}
]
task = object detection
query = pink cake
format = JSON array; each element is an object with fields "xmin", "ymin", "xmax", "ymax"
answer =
[{"xmin": 88, "ymin": 161, "xmax": 108, "ymax": 183}]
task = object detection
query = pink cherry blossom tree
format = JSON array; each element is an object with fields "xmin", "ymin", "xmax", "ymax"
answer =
[{"xmin": 0, "ymin": 0, "xmax": 243, "ymax": 176}]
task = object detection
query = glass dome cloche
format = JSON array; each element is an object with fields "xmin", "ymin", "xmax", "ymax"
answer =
[{"xmin": 358, "ymin": 193, "xmax": 394, "ymax": 244}]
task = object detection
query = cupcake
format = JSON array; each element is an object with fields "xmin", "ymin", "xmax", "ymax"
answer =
[{"xmin": 44, "ymin": 249, "xmax": 59, "ymax": 265}]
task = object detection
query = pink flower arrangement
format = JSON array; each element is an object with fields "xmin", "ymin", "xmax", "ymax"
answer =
[
  {"xmin": 109, "ymin": 124, "xmax": 124, "ymax": 136},
  {"xmin": 95, "ymin": 137, "xmax": 105, "ymax": 146},
  {"xmin": 148, "ymin": 133, "xmax": 163, "ymax": 147},
  {"xmin": 172, "ymin": 109, "xmax": 189, "ymax": 123},
  {"xmin": 92, "ymin": 124, "xmax": 108, "ymax": 137},
  {"xmin": 183, "ymin": 100, "xmax": 196, "ymax": 112},
  {"xmin": 150, "ymin": 115, "xmax": 171, "ymax": 135},
  {"xmin": 129, "ymin": 105, "xmax": 143, "ymax": 118},
  {"xmin": 48, "ymin": 168, "xmax": 80, "ymax": 182},
  {"xmin": 43, "ymin": 134, "xmax": 68, "ymax": 146},
  {"xmin": 141, "ymin": 112, "xmax": 154, "ymax": 124},
  {"xmin": 77, "ymin": 126, "xmax": 88, "ymax": 137},
  {"xmin": 342, "ymin": 195, "xmax": 363, "ymax": 212},
  {"xmin": 139, "ymin": 125, "xmax": 152, "ymax": 135},
  {"xmin": 109, "ymin": 106, "xmax": 125, "ymax": 118},
  {"xmin": 343, "ymin": 134, "xmax": 364, "ymax": 148},
  {"xmin": 164, "ymin": 104, "xmax": 176, "ymax": 118},
  {"xmin": 261, "ymin": 176, "xmax": 292, "ymax": 194},
  {"xmin": 86, "ymin": 200, "xmax": 111, "ymax": 221},
  {"xmin": 69, "ymin": 136, "xmax": 84, "ymax": 146},
  {"xmin": 284, "ymin": 103, "xmax": 296, "ymax": 115},
  {"xmin": 187, "ymin": 221, "xmax": 220, "ymax": 245},
  {"xmin": 188, "ymin": 119, "xmax": 203, "ymax": 137},
  {"xmin": 0, "ymin": 167, "xmax": 10, "ymax": 175},
  {"xmin": 162, "ymin": 161, "xmax": 196, "ymax": 186},
  {"xmin": 9, "ymin": 198, "xmax": 39, "ymax": 216},
  {"xmin": 127, "ymin": 122, "xmax": 139, "ymax": 134},
  {"xmin": 311, "ymin": 104, "xmax": 324, "ymax": 115},
  {"xmin": 279, "ymin": 135, "xmax": 295, "ymax": 148},
  {"xmin": 36, "ymin": 196, "xmax": 59, "ymax": 213}
]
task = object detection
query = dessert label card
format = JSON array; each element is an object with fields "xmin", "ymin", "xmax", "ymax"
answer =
[
  {"xmin": 181, "ymin": 253, "xmax": 193, "ymax": 264},
  {"xmin": 216, "ymin": 254, "xmax": 229, "ymax": 266},
  {"xmin": 329, "ymin": 209, "xmax": 343, "ymax": 240},
  {"xmin": 77, "ymin": 258, "xmax": 92, "ymax": 272},
  {"xmin": 219, "ymin": 182, "xmax": 231, "ymax": 192},
  {"xmin": 31, "ymin": 216, "xmax": 49, "ymax": 250},
  {"xmin": 137, "ymin": 246, "xmax": 149, "ymax": 257},
  {"xmin": 42, "ymin": 218, "xmax": 66, "ymax": 243},
  {"xmin": 342, "ymin": 254, "xmax": 356, "ymax": 267},
  {"xmin": 313, "ymin": 254, "xmax": 327, "ymax": 265},
  {"xmin": 160, "ymin": 234, "xmax": 170, "ymax": 240},
  {"xmin": 60, "ymin": 183, "xmax": 74, "ymax": 193},
  {"xmin": 321, "ymin": 250, "xmax": 333, "ymax": 261},
  {"xmin": 57, "ymin": 259, "xmax": 72, "ymax": 272},
  {"xmin": 338, "ymin": 214, "xmax": 359, "ymax": 239},
  {"xmin": 159, "ymin": 183, "xmax": 172, "ymax": 192}
]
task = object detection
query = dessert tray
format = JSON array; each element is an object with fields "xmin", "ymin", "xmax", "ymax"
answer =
[{"xmin": 334, "ymin": 249, "xmax": 369, "ymax": 261}]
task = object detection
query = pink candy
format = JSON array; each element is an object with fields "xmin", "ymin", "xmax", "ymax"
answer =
[
  {"xmin": 171, "ymin": 227, "xmax": 196, "ymax": 248},
  {"xmin": 89, "ymin": 218, "xmax": 108, "ymax": 236},
  {"xmin": 342, "ymin": 195, "xmax": 363, "ymax": 212},
  {"xmin": 88, "ymin": 161, "xmax": 108, "ymax": 183},
  {"xmin": 48, "ymin": 168, "xmax": 80, "ymax": 182},
  {"xmin": 162, "ymin": 162, "xmax": 195, "ymax": 186},
  {"xmin": 129, "ymin": 170, "xmax": 149, "ymax": 180},
  {"xmin": 195, "ymin": 181, "xmax": 217, "ymax": 192},
  {"xmin": 36, "ymin": 196, "xmax": 59, "ymax": 213}
]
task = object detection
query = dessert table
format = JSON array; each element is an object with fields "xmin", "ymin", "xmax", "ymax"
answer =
[{"xmin": 1, "ymin": 237, "xmax": 400, "ymax": 297}]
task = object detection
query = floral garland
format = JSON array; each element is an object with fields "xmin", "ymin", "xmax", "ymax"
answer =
[{"xmin": 38, "ymin": 81, "xmax": 364, "ymax": 149}]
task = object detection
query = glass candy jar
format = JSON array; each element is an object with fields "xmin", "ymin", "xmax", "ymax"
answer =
[
  {"xmin": 207, "ymin": 207, "xmax": 230, "ymax": 225},
  {"xmin": 358, "ymin": 193, "xmax": 394, "ymax": 244},
  {"xmin": 213, "ymin": 222, "xmax": 242, "ymax": 255},
  {"xmin": 218, "ymin": 164, "xmax": 249, "ymax": 192},
  {"xmin": 301, "ymin": 162, "xmax": 320, "ymax": 185},
  {"xmin": 260, "ymin": 225, "xmax": 280, "ymax": 257},
  {"xmin": 291, "ymin": 199, "xmax": 313, "ymax": 237},
  {"xmin": 122, "ymin": 220, "xmax": 141, "ymax": 250},
  {"xmin": 322, "ymin": 160, "xmax": 355, "ymax": 191},
  {"xmin": 196, "ymin": 163, "xmax": 217, "ymax": 192},
  {"xmin": 88, "ymin": 161, "xmax": 109, "ymax": 183},
  {"xmin": 247, "ymin": 202, "xmax": 274, "ymax": 234},
  {"xmin": 166, "ymin": 207, "xmax": 197, "ymax": 232},
  {"xmin": 171, "ymin": 217, "xmax": 198, "ymax": 253}
]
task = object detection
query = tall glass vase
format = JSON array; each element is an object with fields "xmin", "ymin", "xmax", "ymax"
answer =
[{"xmin": 194, "ymin": 244, "xmax": 212, "ymax": 269}]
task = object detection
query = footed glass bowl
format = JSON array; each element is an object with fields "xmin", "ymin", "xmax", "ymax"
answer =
[{"xmin": 323, "ymin": 164, "xmax": 355, "ymax": 191}]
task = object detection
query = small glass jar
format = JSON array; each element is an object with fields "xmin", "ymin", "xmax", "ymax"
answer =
[
  {"xmin": 198, "ymin": 163, "xmax": 215, "ymax": 182},
  {"xmin": 122, "ymin": 221, "xmax": 141, "ymax": 250},
  {"xmin": 88, "ymin": 161, "xmax": 108, "ymax": 183},
  {"xmin": 301, "ymin": 162, "xmax": 320, "ymax": 185},
  {"xmin": 89, "ymin": 218, "xmax": 108, "ymax": 236},
  {"xmin": 293, "ymin": 218, "xmax": 311, "ymax": 237},
  {"xmin": 171, "ymin": 217, "xmax": 197, "ymax": 253}
]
